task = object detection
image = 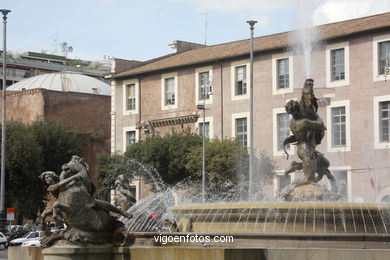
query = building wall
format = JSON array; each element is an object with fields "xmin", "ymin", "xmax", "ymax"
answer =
[
  {"xmin": 3, "ymin": 89, "xmax": 46, "ymax": 123},
  {"xmin": 43, "ymin": 90, "xmax": 111, "ymax": 184},
  {"xmin": 114, "ymin": 28, "xmax": 390, "ymax": 203},
  {"xmin": 1, "ymin": 89, "xmax": 110, "ymax": 185},
  {"xmin": 43, "ymin": 90, "xmax": 110, "ymax": 139}
]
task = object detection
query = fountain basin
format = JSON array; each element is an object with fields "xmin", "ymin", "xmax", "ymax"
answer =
[{"xmin": 171, "ymin": 202, "xmax": 390, "ymax": 234}]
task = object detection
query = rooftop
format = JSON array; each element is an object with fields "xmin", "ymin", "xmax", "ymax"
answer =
[
  {"xmin": 113, "ymin": 11, "xmax": 390, "ymax": 79},
  {"xmin": 8, "ymin": 72, "xmax": 111, "ymax": 96}
]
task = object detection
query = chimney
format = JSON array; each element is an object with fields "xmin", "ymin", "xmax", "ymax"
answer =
[{"xmin": 169, "ymin": 40, "xmax": 206, "ymax": 53}]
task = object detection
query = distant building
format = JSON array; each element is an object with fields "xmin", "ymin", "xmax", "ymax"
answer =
[
  {"xmin": 110, "ymin": 12, "xmax": 390, "ymax": 203},
  {"xmin": 0, "ymin": 51, "xmax": 110, "ymax": 87},
  {"xmin": 2, "ymin": 72, "xmax": 111, "ymax": 185}
]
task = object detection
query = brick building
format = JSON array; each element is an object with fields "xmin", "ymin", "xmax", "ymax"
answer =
[
  {"xmin": 111, "ymin": 13, "xmax": 390, "ymax": 203},
  {"xmin": 3, "ymin": 72, "xmax": 111, "ymax": 184}
]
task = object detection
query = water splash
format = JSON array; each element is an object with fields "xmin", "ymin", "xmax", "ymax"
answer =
[
  {"xmin": 110, "ymin": 160, "xmax": 390, "ymax": 235},
  {"xmin": 289, "ymin": 2, "xmax": 321, "ymax": 79}
]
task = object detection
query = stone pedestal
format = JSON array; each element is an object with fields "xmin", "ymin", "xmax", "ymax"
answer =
[
  {"xmin": 8, "ymin": 246, "xmax": 43, "ymax": 260},
  {"xmin": 43, "ymin": 245, "xmax": 115, "ymax": 260}
]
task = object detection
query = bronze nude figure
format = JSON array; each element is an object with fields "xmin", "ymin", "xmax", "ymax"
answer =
[{"xmin": 280, "ymin": 79, "xmax": 338, "ymax": 200}]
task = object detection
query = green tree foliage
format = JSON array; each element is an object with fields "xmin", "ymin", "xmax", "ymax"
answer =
[
  {"xmin": 124, "ymin": 129, "xmax": 202, "ymax": 185},
  {"xmin": 30, "ymin": 120, "xmax": 82, "ymax": 173},
  {"xmin": 95, "ymin": 153, "xmax": 126, "ymax": 200},
  {"xmin": 253, "ymin": 150, "xmax": 276, "ymax": 186},
  {"xmin": 97, "ymin": 130, "xmax": 276, "ymax": 202},
  {"xmin": 3, "ymin": 121, "xmax": 44, "ymax": 223},
  {"xmin": 1, "ymin": 120, "xmax": 82, "ymax": 223},
  {"xmin": 185, "ymin": 139, "xmax": 249, "ymax": 185}
]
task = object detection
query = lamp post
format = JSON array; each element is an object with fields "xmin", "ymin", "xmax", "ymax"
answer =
[
  {"xmin": 0, "ymin": 9, "xmax": 10, "ymax": 230},
  {"xmin": 247, "ymin": 20, "xmax": 257, "ymax": 200},
  {"xmin": 197, "ymin": 78, "xmax": 212, "ymax": 203}
]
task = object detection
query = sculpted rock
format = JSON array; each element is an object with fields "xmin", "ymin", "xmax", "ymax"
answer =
[
  {"xmin": 114, "ymin": 174, "xmax": 137, "ymax": 212},
  {"xmin": 40, "ymin": 156, "xmax": 133, "ymax": 248}
]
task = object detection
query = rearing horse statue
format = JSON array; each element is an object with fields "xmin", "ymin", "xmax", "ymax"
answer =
[{"xmin": 42, "ymin": 156, "xmax": 132, "ymax": 247}]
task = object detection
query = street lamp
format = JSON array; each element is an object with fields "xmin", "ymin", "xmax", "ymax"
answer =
[
  {"xmin": 247, "ymin": 20, "xmax": 257, "ymax": 200},
  {"xmin": 197, "ymin": 78, "xmax": 212, "ymax": 203},
  {"xmin": 0, "ymin": 9, "xmax": 10, "ymax": 230}
]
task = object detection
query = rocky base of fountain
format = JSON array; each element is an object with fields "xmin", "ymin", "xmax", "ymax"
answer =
[{"xmin": 279, "ymin": 182, "xmax": 340, "ymax": 202}]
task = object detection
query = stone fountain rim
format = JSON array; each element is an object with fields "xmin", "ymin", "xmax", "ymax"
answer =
[{"xmin": 171, "ymin": 201, "xmax": 390, "ymax": 211}]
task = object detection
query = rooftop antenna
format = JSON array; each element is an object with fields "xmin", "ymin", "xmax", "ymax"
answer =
[
  {"xmin": 200, "ymin": 12, "xmax": 208, "ymax": 45},
  {"xmin": 61, "ymin": 42, "xmax": 73, "ymax": 58},
  {"xmin": 53, "ymin": 30, "xmax": 58, "ymax": 54}
]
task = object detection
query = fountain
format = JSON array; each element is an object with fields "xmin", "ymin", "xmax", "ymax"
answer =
[
  {"xmin": 170, "ymin": 79, "xmax": 390, "ymax": 238},
  {"xmin": 9, "ymin": 12, "xmax": 390, "ymax": 260}
]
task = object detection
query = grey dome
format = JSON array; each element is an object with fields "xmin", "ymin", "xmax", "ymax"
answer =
[{"xmin": 8, "ymin": 72, "xmax": 110, "ymax": 96}]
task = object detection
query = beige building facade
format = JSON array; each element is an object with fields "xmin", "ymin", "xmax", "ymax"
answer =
[{"xmin": 111, "ymin": 13, "xmax": 390, "ymax": 203}]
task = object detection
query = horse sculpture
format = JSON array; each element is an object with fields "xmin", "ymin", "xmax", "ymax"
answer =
[{"xmin": 41, "ymin": 156, "xmax": 132, "ymax": 247}]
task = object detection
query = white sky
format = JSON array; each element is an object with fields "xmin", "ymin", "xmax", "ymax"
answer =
[{"xmin": 3, "ymin": 0, "xmax": 390, "ymax": 62}]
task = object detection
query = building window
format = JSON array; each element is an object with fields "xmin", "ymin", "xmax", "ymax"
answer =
[
  {"xmin": 195, "ymin": 66, "xmax": 213, "ymax": 105},
  {"xmin": 123, "ymin": 126, "xmax": 138, "ymax": 153},
  {"xmin": 273, "ymin": 108, "xmax": 293, "ymax": 157},
  {"xmin": 161, "ymin": 72, "xmax": 178, "ymax": 110},
  {"xmin": 319, "ymin": 168, "xmax": 350, "ymax": 201},
  {"xmin": 197, "ymin": 117, "xmax": 213, "ymax": 140},
  {"xmin": 379, "ymin": 41, "xmax": 390, "ymax": 75},
  {"xmin": 333, "ymin": 170, "xmax": 350, "ymax": 201},
  {"xmin": 379, "ymin": 101, "xmax": 390, "ymax": 142},
  {"xmin": 277, "ymin": 58, "xmax": 289, "ymax": 89},
  {"xmin": 327, "ymin": 100, "xmax": 350, "ymax": 152},
  {"xmin": 126, "ymin": 84, "xmax": 136, "ymax": 110},
  {"xmin": 272, "ymin": 53, "xmax": 293, "ymax": 95},
  {"xmin": 273, "ymin": 173, "xmax": 292, "ymax": 197},
  {"xmin": 331, "ymin": 48, "xmax": 345, "ymax": 81},
  {"xmin": 374, "ymin": 95, "xmax": 390, "ymax": 149},
  {"xmin": 326, "ymin": 42, "xmax": 349, "ymax": 87},
  {"xmin": 164, "ymin": 78, "xmax": 175, "ymax": 105},
  {"xmin": 199, "ymin": 71, "xmax": 211, "ymax": 100},
  {"xmin": 277, "ymin": 175, "xmax": 291, "ymax": 190},
  {"xmin": 331, "ymin": 106, "xmax": 346, "ymax": 147},
  {"xmin": 235, "ymin": 118, "xmax": 247, "ymax": 147},
  {"xmin": 123, "ymin": 79, "xmax": 139, "ymax": 115},
  {"xmin": 277, "ymin": 113, "xmax": 290, "ymax": 151},
  {"xmin": 235, "ymin": 65, "xmax": 247, "ymax": 95},
  {"xmin": 199, "ymin": 122, "xmax": 210, "ymax": 139},
  {"xmin": 231, "ymin": 60, "xmax": 249, "ymax": 101},
  {"xmin": 126, "ymin": 131, "xmax": 136, "ymax": 147},
  {"xmin": 373, "ymin": 35, "xmax": 390, "ymax": 81}
]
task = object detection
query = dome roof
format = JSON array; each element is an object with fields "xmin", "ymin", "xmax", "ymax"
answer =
[{"xmin": 8, "ymin": 72, "xmax": 111, "ymax": 96}]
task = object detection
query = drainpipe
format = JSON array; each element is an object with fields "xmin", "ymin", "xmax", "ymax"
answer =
[
  {"xmin": 138, "ymin": 79, "xmax": 142, "ymax": 140},
  {"xmin": 219, "ymin": 62, "xmax": 224, "ymax": 139}
]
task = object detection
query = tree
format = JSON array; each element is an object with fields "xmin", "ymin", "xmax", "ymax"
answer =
[
  {"xmin": 95, "ymin": 153, "xmax": 126, "ymax": 200},
  {"xmin": 185, "ymin": 139, "xmax": 248, "ymax": 183},
  {"xmin": 253, "ymin": 149, "xmax": 276, "ymax": 186},
  {"xmin": 1, "ymin": 120, "xmax": 82, "ymax": 223},
  {"xmin": 124, "ymin": 129, "xmax": 202, "ymax": 185},
  {"xmin": 3, "ymin": 121, "xmax": 44, "ymax": 223},
  {"xmin": 185, "ymin": 139, "xmax": 276, "ymax": 201},
  {"xmin": 30, "ymin": 120, "xmax": 82, "ymax": 173},
  {"xmin": 97, "ymin": 129, "xmax": 276, "ymax": 203},
  {"xmin": 184, "ymin": 138, "xmax": 248, "ymax": 199}
]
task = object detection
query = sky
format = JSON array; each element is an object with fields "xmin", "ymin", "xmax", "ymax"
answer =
[{"xmin": 3, "ymin": 0, "xmax": 390, "ymax": 62}]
